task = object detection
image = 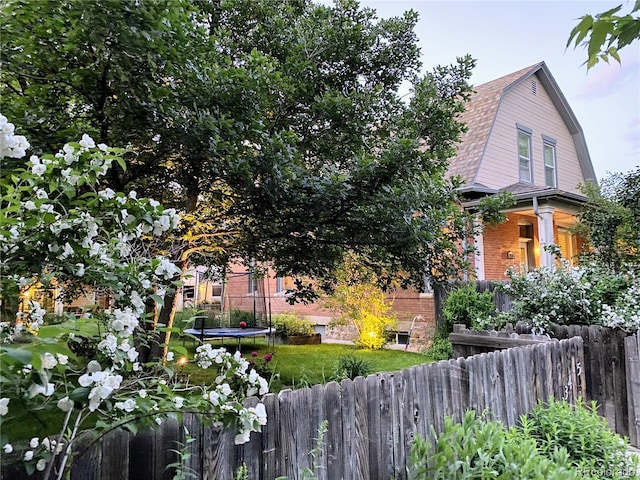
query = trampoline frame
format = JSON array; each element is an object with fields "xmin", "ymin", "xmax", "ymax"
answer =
[{"xmin": 183, "ymin": 325, "xmax": 274, "ymax": 349}]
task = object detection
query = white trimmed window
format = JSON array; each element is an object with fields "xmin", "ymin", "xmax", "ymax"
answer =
[
  {"xmin": 543, "ymin": 135, "xmax": 557, "ymax": 188},
  {"xmin": 276, "ymin": 276, "xmax": 294, "ymax": 293},
  {"xmin": 517, "ymin": 125, "xmax": 533, "ymax": 183},
  {"xmin": 248, "ymin": 272, "xmax": 256, "ymax": 294}
]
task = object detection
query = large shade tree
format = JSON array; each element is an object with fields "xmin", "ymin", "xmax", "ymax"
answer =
[{"xmin": 1, "ymin": 0, "xmax": 489, "ymax": 358}]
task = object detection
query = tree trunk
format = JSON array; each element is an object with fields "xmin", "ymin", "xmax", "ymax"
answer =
[
  {"xmin": 147, "ymin": 190, "xmax": 199, "ymax": 362},
  {"xmin": 147, "ymin": 258, "xmax": 188, "ymax": 362}
]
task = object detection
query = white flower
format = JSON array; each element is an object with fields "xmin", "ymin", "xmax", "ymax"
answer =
[
  {"xmin": 78, "ymin": 374, "xmax": 93, "ymax": 387},
  {"xmin": 75, "ymin": 263, "xmax": 85, "ymax": 276},
  {"xmin": 41, "ymin": 352, "xmax": 58, "ymax": 369},
  {"xmin": 87, "ymin": 360, "xmax": 101, "ymax": 372},
  {"xmin": 36, "ymin": 459, "xmax": 47, "ymax": 471},
  {"xmin": 174, "ymin": 397, "xmax": 185, "ymax": 409},
  {"xmin": 115, "ymin": 398, "xmax": 136, "ymax": 412},
  {"xmin": 152, "ymin": 134, "xmax": 161, "ymax": 143},
  {"xmin": 98, "ymin": 188, "xmax": 115, "ymax": 201},
  {"xmin": 57, "ymin": 397, "xmax": 74, "ymax": 412},
  {"xmin": 166, "ymin": 351, "xmax": 174, "ymax": 362},
  {"xmin": 207, "ymin": 391, "xmax": 220, "ymax": 406},
  {"xmin": 32, "ymin": 163, "xmax": 46, "ymax": 176},
  {"xmin": 24, "ymin": 200, "xmax": 37, "ymax": 210},
  {"xmin": 24, "ymin": 450, "xmax": 33, "ymax": 461},
  {"xmin": 234, "ymin": 430, "xmax": 251, "ymax": 445},
  {"xmin": 79, "ymin": 133, "xmax": 96, "ymax": 149},
  {"xmin": 35, "ymin": 188, "xmax": 48, "ymax": 199},
  {"xmin": 30, "ymin": 437, "xmax": 39, "ymax": 448},
  {"xmin": 0, "ymin": 397, "xmax": 8, "ymax": 416},
  {"xmin": 60, "ymin": 242, "xmax": 74, "ymax": 259},
  {"xmin": 28, "ymin": 383, "xmax": 46, "ymax": 398},
  {"xmin": 138, "ymin": 389, "xmax": 147, "ymax": 398},
  {"xmin": 3, "ymin": 444, "xmax": 13, "ymax": 454},
  {"xmin": 252, "ymin": 403, "xmax": 267, "ymax": 425},
  {"xmin": 127, "ymin": 348, "xmax": 139, "ymax": 363},
  {"xmin": 98, "ymin": 143, "xmax": 108, "ymax": 152}
]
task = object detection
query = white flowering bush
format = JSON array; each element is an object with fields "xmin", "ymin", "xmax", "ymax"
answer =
[
  {"xmin": 599, "ymin": 275, "xmax": 640, "ymax": 332},
  {"xmin": 497, "ymin": 246, "xmax": 638, "ymax": 334},
  {"xmin": 0, "ymin": 115, "xmax": 269, "ymax": 478}
]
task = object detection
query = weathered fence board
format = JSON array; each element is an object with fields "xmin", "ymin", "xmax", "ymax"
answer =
[
  {"xmin": 62, "ymin": 338, "xmax": 585, "ymax": 480},
  {"xmin": 626, "ymin": 333, "xmax": 640, "ymax": 448},
  {"xmin": 553, "ymin": 325, "xmax": 631, "ymax": 438},
  {"xmin": 353, "ymin": 376, "xmax": 370, "ymax": 480},
  {"xmin": 452, "ymin": 324, "xmax": 633, "ymax": 440}
]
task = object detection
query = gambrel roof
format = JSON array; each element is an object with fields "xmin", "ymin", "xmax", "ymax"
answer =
[{"xmin": 449, "ymin": 62, "xmax": 597, "ymax": 191}]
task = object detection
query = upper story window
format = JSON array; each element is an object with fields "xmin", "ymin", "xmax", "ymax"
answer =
[
  {"xmin": 248, "ymin": 272, "xmax": 256, "ymax": 294},
  {"xmin": 517, "ymin": 124, "xmax": 533, "ymax": 183},
  {"xmin": 542, "ymin": 135, "xmax": 557, "ymax": 188}
]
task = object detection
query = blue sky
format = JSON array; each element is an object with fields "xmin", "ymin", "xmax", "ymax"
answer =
[{"xmin": 324, "ymin": 0, "xmax": 640, "ymax": 179}]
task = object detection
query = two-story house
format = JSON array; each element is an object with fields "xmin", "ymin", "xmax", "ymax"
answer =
[
  {"xmin": 220, "ymin": 62, "xmax": 598, "ymax": 343},
  {"xmin": 453, "ymin": 61, "xmax": 596, "ymax": 278}
]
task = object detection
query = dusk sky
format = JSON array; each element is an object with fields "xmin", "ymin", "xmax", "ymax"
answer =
[{"xmin": 322, "ymin": 0, "xmax": 640, "ymax": 180}]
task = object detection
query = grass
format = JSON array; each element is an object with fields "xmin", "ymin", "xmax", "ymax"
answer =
[{"xmin": 175, "ymin": 336, "xmax": 429, "ymax": 392}]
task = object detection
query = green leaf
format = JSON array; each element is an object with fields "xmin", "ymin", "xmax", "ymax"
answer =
[
  {"xmin": 70, "ymin": 387, "xmax": 91, "ymax": 403},
  {"xmin": 150, "ymin": 294, "xmax": 165, "ymax": 306},
  {"xmin": 171, "ymin": 345, "xmax": 188, "ymax": 356},
  {"xmin": 115, "ymin": 156, "xmax": 127, "ymax": 171},
  {"xmin": 567, "ymin": 15, "xmax": 593, "ymax": 48},
  {"xmin": 588, "ymin": 19, "xmax": 614, "ymax": 61},
  {"xmin": 0, "ymin": 347, "xmax": 33, "ymax": 364}
]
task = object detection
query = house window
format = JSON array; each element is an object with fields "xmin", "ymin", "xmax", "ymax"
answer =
[
  {"xmin": 248, "ymin": 272, "xmax": 256, "ymax": 294},
  {"xmin": 542, "ymin": 135, "xmax": 557, "ymax": 188},
  {"xmin": 557, "ymin": 228, "xmax": 577, "ymax": 265},
  {"xmin": 276, "ymin": 277, "xmax": 294, "ymax": 293},
  {"xmin": 517, "ymin": 125, "xmax": 532, "ymax": 183}
]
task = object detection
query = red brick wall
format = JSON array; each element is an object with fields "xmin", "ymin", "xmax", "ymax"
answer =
[
  {"xmin": 482, "ymin": 213, "xmax": 538, "ymax": 280},
  {"xmin": 223, "ymin": 266, "xmax": 436, "ymax": 333}
]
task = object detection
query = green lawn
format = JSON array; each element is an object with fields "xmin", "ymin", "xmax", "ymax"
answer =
[{"xmin": 176, "ymin": 337, "xmax": 429, "ymax": 393}]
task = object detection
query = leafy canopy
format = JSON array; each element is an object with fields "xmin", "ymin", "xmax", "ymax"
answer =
[{"xmin": 1, "ymin": 0, "xmax": 485, "ymax": 305}]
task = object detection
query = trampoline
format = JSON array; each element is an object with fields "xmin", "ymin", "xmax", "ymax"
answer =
[{"xmin": 183, "ymin": 326, "xmax": 274, "ymax": 348}]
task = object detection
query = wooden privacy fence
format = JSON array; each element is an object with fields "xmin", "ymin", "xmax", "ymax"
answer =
[
  {"xmin": 64, "ymin": 337, "xmax": 585, "ymax": 480},
  {"xmin": 626, "ymin": 333, "xmax": 640, "ymax": 447},
  {"xmin": 450, "ymin": 324, "xmax": 636, "ymax": 445}
]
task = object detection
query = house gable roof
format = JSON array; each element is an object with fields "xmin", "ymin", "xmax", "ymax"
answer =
[{"xmin": 449, "ymin": 61, "xmax": 597, "ymax": 190}]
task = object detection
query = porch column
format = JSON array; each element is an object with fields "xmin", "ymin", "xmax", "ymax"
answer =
[
  {"xmin": 536, "ymin": 205, "xmax": 555, "ymax": 268},
  {"xmin": 473, "ymin": 214, "xmax": 485, "ymax": 280}
]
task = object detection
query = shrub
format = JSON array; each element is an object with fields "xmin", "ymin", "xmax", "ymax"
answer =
[
  {"xmin": 272, "ymin": 313, "xmax": 315, "ymax": 338},
  {"xmin": 498, "ymin": 253, "xmax": 639, "ymax": 333},
  {"xmin": 442, "ymin": 283, "xmax": 495, "ymax": 332},
  {"xmin": 229, "ymin": 309, "xmax": 256, "ymax": 327},
  {"xmin": 323, "ymin": 258, "xmax": 396, "ymax": 350},
  {"xmin": 331, "ymin": 354, "xmax": 372, "ymax": 381},
  {"xmin": 519, "ymin": 397, "xmax": 638, "ymax": 479},
  {"xmin": 422, "ymin": 336, "xmax": 452, "ymax": 362},
  {"xmin": 409, "ymin": 410, "xmax": 579, "ymax": 479}
]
